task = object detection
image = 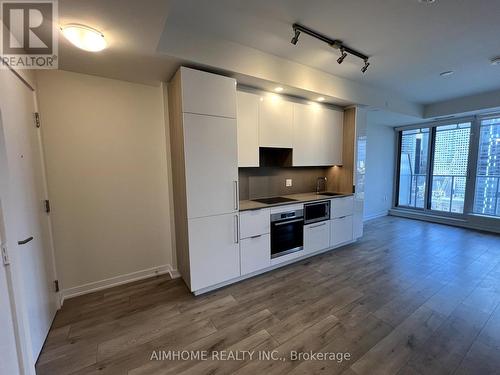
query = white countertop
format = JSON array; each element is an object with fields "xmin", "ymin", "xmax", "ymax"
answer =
[{"xmin": 239, "ymin": 192, "xmax": 353, "ymax": 211}]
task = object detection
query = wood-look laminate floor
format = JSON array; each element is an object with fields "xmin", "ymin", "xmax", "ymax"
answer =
[{"xmin": 36, "ymin": 216, "xmax": 500, "ymax": 375}]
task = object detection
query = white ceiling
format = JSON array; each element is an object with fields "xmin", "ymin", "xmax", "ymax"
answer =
[
  {"xmin": 54, "ymin": 0, "xmax": 500, "ymax": 119},
  {"xmin": 56, "ymin": 0, "xmax": 179, "ymax": 85},
  {"xmin": 162, "ymin": 0, "xmax": 500, "ymax": 104}
]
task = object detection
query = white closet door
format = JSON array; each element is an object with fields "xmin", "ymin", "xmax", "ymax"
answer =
[{"xmin": 184, "ymin": 113, "xmax": 238, "ymax": 218}]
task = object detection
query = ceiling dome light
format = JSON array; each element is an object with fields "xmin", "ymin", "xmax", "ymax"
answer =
[
  {"xmin": 317, "ymin": 97, "xmax": 325, "ymax": 102},
  {"xmin": 61, "ymin": 24, "xmax": 107, "ymax": 52},
  {"xmin": 440, "ymin": 70, "xmax": 454, "ymax": 77},
  {"xmin": 274, "ymin": 86, "xmax": 284, "ymax": 92}
]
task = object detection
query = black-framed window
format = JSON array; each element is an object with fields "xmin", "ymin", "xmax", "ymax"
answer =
[
  {"xmin": 395, "ymin": 119, "xmax": 478, "ymax": 215},
  {"xmin": 397, "ymin": 128, "xmax": 430, "ymax": 208},
  {"xmin": 473, "ymin": 117, "xmax": 500, "ymax": 218},
  {"xmin": 429, "ymin": 123, "xmax": 471, "ymax": 214}
]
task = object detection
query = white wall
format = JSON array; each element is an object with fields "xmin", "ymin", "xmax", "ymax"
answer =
[
  {"xmin": 364, "ymin": 124, "xmax": 395, "ymax": 220},
  {"xmin": 36, "ymin": 70, "xmax": 173, "ymax": 297}
]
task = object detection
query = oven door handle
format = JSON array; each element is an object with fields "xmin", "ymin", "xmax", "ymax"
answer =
[{"xmin": 273, "ymin": 218, "xmax": 303, "ymax": 226}]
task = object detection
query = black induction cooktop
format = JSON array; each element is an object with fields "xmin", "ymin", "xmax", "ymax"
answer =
[{"xmin": 252, "ymin": 197, "xmax": 298, "ymax": 205}]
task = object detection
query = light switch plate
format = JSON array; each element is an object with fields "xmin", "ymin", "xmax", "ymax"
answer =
[{"xmin": 285, "ymin": 179, "xmax": 292, "ymax": 187}]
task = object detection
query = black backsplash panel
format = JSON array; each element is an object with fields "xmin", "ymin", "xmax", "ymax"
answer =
[{"xmin": 239, "ymin": 166, "xmax": 331, "ymax": 200}]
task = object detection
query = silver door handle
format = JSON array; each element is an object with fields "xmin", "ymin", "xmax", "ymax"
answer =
[
  {"xmin": 274, "ymin": 218, "xmax": 303, "ymax": 226},
  {"xmin": 309, "ymin": 222, "xmax": 327, "ymax": 228},
  {"xmin": 234, "ymin": 215, "xmax": 239, "ymax": 244},
  {"xmin": 233, "ymin": 181, "xmax": 239, "ymax": 210}
]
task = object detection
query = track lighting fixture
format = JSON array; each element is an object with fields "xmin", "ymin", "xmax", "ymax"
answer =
[
  {"xmin": 337, "ymin": 49, "xmax": 347, "ymax": 64},
  {"xmin": 361, "ymin": 60, "xmax": 370, "ymax": 73},
  {"xmin": 290, "ymin": 23, "xmax": 370, "ymax": 74},
  {"xmin": 291, "ymin": 29, "xmax": 300, "ymax": 45}
]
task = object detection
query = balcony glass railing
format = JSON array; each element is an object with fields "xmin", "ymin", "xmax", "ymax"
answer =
[{"xmin": 474, "ymin": 175, "xmax": 500, "ymax": 217}]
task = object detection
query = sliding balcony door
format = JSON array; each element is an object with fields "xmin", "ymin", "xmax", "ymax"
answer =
[
  {"xmin": 397, "ymin": 128, "xmax": 430, "ymax": 208},
  {"xmin": 430, "ymin": 123, "xmax": 471, "ymax": 213},
  {"xmin": 395, "ymin": 115, "xmax": 500, "ymax": 231}
]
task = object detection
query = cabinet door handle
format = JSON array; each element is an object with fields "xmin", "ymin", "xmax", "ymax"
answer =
[
  {"xmin": 234, "ymin": 215, "xmax": 239, "ymax": 244},
  {"xmin": 274, "ymin": 218, "xmax": 303, "ymax": 226},
  {"xmin": 250, "ymin": 234, "xmax": 263, "ymax": 239},
  {"xmin": 233, "ymin": 181, "xmax": 239, "ymax": 211},
  {"xmin": 18, "ymin": 236, "xmax": 34, "ymax": 245},
  {"xmin": 309, "ymin": 222, "xmax": 327, "ymax": 229}
]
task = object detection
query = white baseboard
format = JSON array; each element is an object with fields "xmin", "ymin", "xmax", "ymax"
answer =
[
  {"xmin": 60, "ymin": 264, "xmax": 178, "ymax": 305},
  {"xmin": 363, "ymin": 210, "xmax": 388, "ymax": 221},
  {"xmin": 168, "ymin": 267, "xmax": 181, "ymax": 279}
]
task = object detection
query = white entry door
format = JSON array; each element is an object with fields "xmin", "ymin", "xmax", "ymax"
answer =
[
  {"xmin": 0, "ymin": 69, "xmax": 57, "ymax": 366},
  {"xmin": 0, "ymin": 216, "xmax": 21, "ymax": 375}
]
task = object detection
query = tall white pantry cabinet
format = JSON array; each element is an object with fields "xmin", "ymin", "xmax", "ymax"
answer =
[{"xmin": 168, "ymin": 67, "xmax": 240, "ymax": 293}]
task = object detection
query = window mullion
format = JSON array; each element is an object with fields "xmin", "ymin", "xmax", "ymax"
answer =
[
  {"xmin": 463, "ymin": 117, "xmax": 480, "ymax": 214},
  {"xmin": 424, "ymin": 127, "xmax": 436, "ymax": 211}
]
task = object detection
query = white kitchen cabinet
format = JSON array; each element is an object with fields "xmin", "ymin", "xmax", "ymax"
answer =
[
  {"xmin": 239, "ymin": 208, "xmax": 270, "ymax": 239},
  {"xmin": 322, "ymin": 108, "xmax": 343, "ymax": 166},
  {"xmin": 240, "ymin": 234, "xmax": 271, "ymax": 275},
  {"xmin": 188, "ymin": 213, "xmax": 241, "ymax": 291},
  {"xmin": 237, "ymin": 91, "xmax": 260, "ymax": 167},
  {"xmin": 169, "ymin": 67, "xmax": 240, "ymax": 293},
  {"xmin": 330, "ymin": 196, "xmax": 354, "ymax": 218},
  {"xmin": 180, "ymin": 67, "xmax": 237, "ymax": 118},
  {"xmin": 293, "ymin": 103, "xmax": 343, "ymax": 166},
  {"xmin": 183, "ymin": 113, "xmax": 238, "ymax": 219},
  {"xmin": 330, "ymin": 216, "xmax": 354, "ymax": 247},
  {"xmin": 259, "ymin": 95, "xmax": 293, "ymax": 148},
  {"xmin": 304, "ymin": 221, "xmax": 330, "ymax": 253}
]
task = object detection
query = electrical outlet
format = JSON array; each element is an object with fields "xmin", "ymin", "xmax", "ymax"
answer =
[{"xmin": 285, "ymin": 179, "xmax": 293, "ymax": 187}]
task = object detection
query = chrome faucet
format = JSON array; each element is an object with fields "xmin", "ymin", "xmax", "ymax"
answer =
[{"xmin": 316, "ymin": 177, "xmax": 328, "ymax": 194}]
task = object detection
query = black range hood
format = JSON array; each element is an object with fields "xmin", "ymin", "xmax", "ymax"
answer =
[{"xmin": 259, "ymin": 147, "xmax": 293, "ymax": 167}]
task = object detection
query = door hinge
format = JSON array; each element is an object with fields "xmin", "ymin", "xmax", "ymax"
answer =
[
  {"xmin": 34, "ymin": 112, "xmax": 41, "ymax": 128},
  {"xmin": 54, "ymin": 280, "xmax": 60, "ymax": 293},
  {"xmin": 44, "ymin": 199, "xmax": 51, "ymax": 213},
  {"xmin": 1, "ymin": 244, "xmax": 10, "ymax": 266}
]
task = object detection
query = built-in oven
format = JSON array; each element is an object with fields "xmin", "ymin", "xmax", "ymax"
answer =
[
  {"xmin": 270, "ymin": 208, "xmax": 304, "ymax": 258},
  {"xmin": 304, "ymin": 200, "xmax": 330, "ymax": 225}
]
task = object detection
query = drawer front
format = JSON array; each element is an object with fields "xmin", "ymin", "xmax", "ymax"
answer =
[
  {"xmin": 240, "ymin": 234, "xmax": 271, "ymax": 275},
  {"xmin": 304, "ymin": 221, "xmax": 330, "ymax": 253},
  {"xmin": 330, "ymin": 196, "xmax": 354, "ymax": 218},
  {"xmin": 240, "ymin": 209, "xmax": 270, "ymax": 239},
  {"xmin": 330, "ymin": 216, "xmax": 353, "ymax": 247}
]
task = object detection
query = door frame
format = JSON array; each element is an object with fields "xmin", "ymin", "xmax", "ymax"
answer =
[{"xmin": 0, "ymin": 67, "xmax": 60, "ymax": 374}]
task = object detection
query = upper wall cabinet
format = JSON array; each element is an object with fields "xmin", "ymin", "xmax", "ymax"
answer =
[
  {"xmin": 293, "ymin": 103, "xmax": 343, "ymax": 166},
  {"xmin": 237, "ymin": 91, "xmax": 260, "ymax": 167},
  {"xmin": 180, "ymin": 67, "xmax": 237, "ymax": 118},
  {"xmin": 259, "ymin": 95, "xmax": 293, "ymax": 148}
]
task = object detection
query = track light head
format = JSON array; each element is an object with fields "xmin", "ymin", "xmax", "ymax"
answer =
[
  {"xmin": 337, "ymin": 50, "xmax": 347, "ymax": 64},
  {"xmin": 291, "ymin": 29, "xmax": 300, "ymax": 45},
  {"xmin": 361, "ymin": 60, "xmax": 370, "ymax": 73}
]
